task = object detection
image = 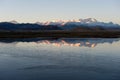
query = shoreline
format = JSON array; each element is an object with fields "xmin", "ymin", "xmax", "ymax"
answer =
[{"xmin": 0, "ymin": 30, "xmax": 120, "ymax": 38}]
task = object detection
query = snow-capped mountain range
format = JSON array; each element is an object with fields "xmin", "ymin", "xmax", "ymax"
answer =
[
  {"xmin": 35, "ymin": 18, "xmax": 120, "ymax": 30},
  {"xmin": 0, "ymin": 18, "xmax": 120, "ymax": 31},
  {"xmin": 36, "ymin": 18, "xmax": 119, "ymax": 27}
]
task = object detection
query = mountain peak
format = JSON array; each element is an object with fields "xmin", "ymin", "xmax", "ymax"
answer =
[
  {"xmin": 9, "ymin": 20, "xmax": 18, "ymax": 24},
  {"xmin": 35, "ymin": 18, "xmax": 120, "ymax": 29},
  {"xmin": 79, "ymin": 18, "xmax": 98, "ymax": 23}
]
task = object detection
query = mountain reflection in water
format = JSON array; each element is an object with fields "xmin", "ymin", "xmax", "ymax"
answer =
[
  {"xmin": 0, "ymin": 38, "xmax": 120, "ymax": 80},
  {"xmin": 0, "ymin": 38, "xmax": 119, "ymax": 48}
]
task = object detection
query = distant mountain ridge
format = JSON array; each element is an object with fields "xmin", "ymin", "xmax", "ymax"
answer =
[
  {"xmin": 0, "ymin": 18, "xmax": 120, "ymax": 31},
  {"xmin": 0, "ymin": 22, "xmax": 62, "ymax": 31}
]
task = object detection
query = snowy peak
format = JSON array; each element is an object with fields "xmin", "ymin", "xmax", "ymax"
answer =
[
  {"xmin": 35, "ymin": 18, "xmax": 120, "ymax": 29},
  {"xmin": 36, "ymin": 18, "xmax": 119, "ymax": 28},
  {"xmin": 36, "ymin": 18, "xmax": 99, "ymax": 25},
  {"xmin": 1, "ymin": 18, "xmax": 120, "ymax": 30},
  {"xmin": 9, "ymin": 20, "xmax": 18, "ymax": 24},
  {"xmin": 79, "ymin": 18, "xmax": 98, "ymax": 23}
]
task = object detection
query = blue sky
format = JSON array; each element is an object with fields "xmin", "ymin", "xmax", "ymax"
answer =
[{"xmin": 0, "ymin": 0, "xmax": 120, "ymax": 23}]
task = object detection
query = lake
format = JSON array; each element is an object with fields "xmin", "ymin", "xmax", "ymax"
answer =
[{"xmin": 0, "ymin": 38, "xmax": 120, "ymax": 80}]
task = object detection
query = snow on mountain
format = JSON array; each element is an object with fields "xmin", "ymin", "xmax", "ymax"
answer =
[
  {"xmin": 36, "ymin": 18, "xmax": 97, "ymax": 26},
  {"xmin": 36, "ymin": 18, "xmax": 120, "ymax": 29},
  {"xmin": 79, "ymin": 18, "xmax": 98, "ymax": 23},
  {"xmin": 9, "ymin": 20, "xmax": 18, "ymax": 24},
  {"xmin": 1, "ymin": 18, "xmax": 119, "ymax": 30},
  {"xmin": 36, "ymin": 20, "xmax": 66, "ymax": 26}
]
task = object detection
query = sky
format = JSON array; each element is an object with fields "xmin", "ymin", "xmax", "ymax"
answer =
[{"xmin": 0, "ymin": 0, "xmax": 120, "ymax": 24}]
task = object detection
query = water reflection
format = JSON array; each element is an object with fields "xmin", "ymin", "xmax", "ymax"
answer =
[
  {"xmin": 0, "ymin": 38, "xmax": 119, "ymax": 48},
  {"xmin": 0, "ymin": 38, "xmax": 120, "ymax": 80}
]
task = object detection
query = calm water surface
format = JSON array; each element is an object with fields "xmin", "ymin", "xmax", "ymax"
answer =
[{"xmin": 0, "ymin": 38, "xmax": 120, "ymax": 80}]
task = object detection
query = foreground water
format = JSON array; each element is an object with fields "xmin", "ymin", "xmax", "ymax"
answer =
[{"xmin": 0, "ymin": 38, "xmax": 120, "ymax": 80}]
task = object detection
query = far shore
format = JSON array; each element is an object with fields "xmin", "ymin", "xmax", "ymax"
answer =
[{"xmin": 0, "ymin": 30, "xmax": 120, "ymax": 38}]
